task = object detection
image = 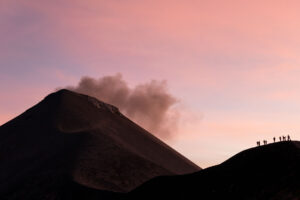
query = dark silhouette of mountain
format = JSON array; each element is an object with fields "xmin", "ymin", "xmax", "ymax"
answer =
[
  {"xmin": 130, "ymin": 141, "xmax": 300, "ymax": 200},
  {"xmin": 0, "ymin": 89, "xmax": 200, "ymax": 200}
]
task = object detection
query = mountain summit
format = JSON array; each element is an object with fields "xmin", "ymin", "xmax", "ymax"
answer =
[
  {"xmin": 130, "ymin": 141, "xmax": 300, "ymax": 200},
  {"xmin": 0, "ymin": 89, "xmax": 200, "ymax": 199}
]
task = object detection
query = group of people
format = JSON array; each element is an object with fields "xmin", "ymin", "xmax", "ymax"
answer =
[{"xmin": 257, "ymin": 135, "xmax": 291, "ymax": 146}]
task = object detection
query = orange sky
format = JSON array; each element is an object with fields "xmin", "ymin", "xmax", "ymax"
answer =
[{"xmin": 1, "ymin": 0, "xmax": 300, "ymax": 168}]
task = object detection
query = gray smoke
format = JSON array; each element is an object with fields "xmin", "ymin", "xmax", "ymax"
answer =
[{"xmin": 66, "ymin": 74, "xmax": 179, "ymax": 139}]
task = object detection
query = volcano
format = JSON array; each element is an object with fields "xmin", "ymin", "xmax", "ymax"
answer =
[
  {"xmin": 0, "ymin": 89, "xmax": 200, "ymax": 199},
  {"xmin": 130, "ymin": 141, "xmax": 300, "ymax": 200}
]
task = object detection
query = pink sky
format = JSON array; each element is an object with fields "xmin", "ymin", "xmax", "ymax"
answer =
[{"xmin": 1, "ymin": 0, "xmax": 300, "ymax": 168}]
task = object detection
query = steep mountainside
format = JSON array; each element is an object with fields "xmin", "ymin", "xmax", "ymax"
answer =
[{"xmin": 0, "ymin": 89, "xmax": 200, "ymax": 199}]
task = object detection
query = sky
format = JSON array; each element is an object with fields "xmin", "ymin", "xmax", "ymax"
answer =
[{"xmin": 1, "ymin": 0, "xmax": 300, "ymax": 168}]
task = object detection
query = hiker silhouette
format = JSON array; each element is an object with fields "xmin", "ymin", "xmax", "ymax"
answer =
[
  {"xmin": 279, "ymin": 136, "xmax": 282, "ymax": 141},
  {"xmin": 283, "ymin": 136, "xmax": 286, "ymax": 141},
  {"xmin": 257, "ymin": 141, "xmax": 260, "ymax": 146},
  {"xmin": 287, "ymin": 135, "xmax": 291, "ymax": 141},
  {"xmin": 273, "ymin": 137, "xmax": 276, "ymax": 143}
]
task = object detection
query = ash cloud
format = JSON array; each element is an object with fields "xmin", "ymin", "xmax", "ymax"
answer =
[{"xmin": 66, "ymin": 74, "xmax": 179, "ymax": 139}]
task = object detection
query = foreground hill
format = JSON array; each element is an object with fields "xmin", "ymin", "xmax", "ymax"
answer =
[
  {"xmin": 130, "ymin": 141, "xmax": 300, "ymax": 200},
  {"xmin": 0, "ymin": 89, "xmax": 200, "ymax": 199}
]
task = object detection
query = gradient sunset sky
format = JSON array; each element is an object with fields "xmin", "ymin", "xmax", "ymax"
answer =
[{"xmin": 1, "ymin": 0, "xmax": 300, "ymax": 168}]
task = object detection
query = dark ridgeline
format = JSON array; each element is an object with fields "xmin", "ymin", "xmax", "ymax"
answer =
[
  {"xmin": 1, "ymin": 89, "xmax": 300, "ymax": 200},
  {"xmin": 0, "ymin": 89, "xmax": 200, "ymax": 200},
  {"xmin": 130, "ymin": 141, "xmax": 300, "ymax": 200}
]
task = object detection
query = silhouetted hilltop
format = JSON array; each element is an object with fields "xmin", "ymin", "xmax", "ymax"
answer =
[
  {"xmin": 131, "ymin": 141, "xmax": 300, "ymax": 200},
  {"xmin": 2, "ymin": 89, "xmax": 299, "ymax": 200},
  {"xmin": 0, "ymin": 89, "xmax": 200, "ymax": 200}
]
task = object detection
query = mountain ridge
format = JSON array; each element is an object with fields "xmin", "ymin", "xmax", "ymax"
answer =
[
  {"xmin": 130, "ymin": 141, "xmax": 300, "ymax": 200},
  {"xmin": 0, "ymin": 89, "xmax": 200, "ymax": 199}
]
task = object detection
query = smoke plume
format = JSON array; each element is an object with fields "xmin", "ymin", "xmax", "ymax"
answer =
[{"xmin": 66, "ymin": 74, "xmax": 179, "ymax": 139}]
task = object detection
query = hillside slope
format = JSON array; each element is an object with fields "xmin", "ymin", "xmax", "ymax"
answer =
[
  {"xmin": 131, "ymin": 141, "xmax": 300, "ymax": 200},
  {"xmin": 0, "ymin": 89, "xmax": 200, "ymax": 199}
]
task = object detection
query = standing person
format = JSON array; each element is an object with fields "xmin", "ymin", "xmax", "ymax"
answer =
[
  {"xmin": 288, "ymin": 135, "xmax": 291, "ymax": 141},
  {"xmin": 279, "ymin": 136, "xmax": 282, "ymax": 141},
  {"xmin": 273, "ymin": 137, "xmax": 276, "ymax": 143},
  {"xmin": 257, "ymin": 141, "xmax": 260, "ymax": 146},
  {"xmin": 283, "ymin": 136, "xmax": 286, "ymax": 141}
]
